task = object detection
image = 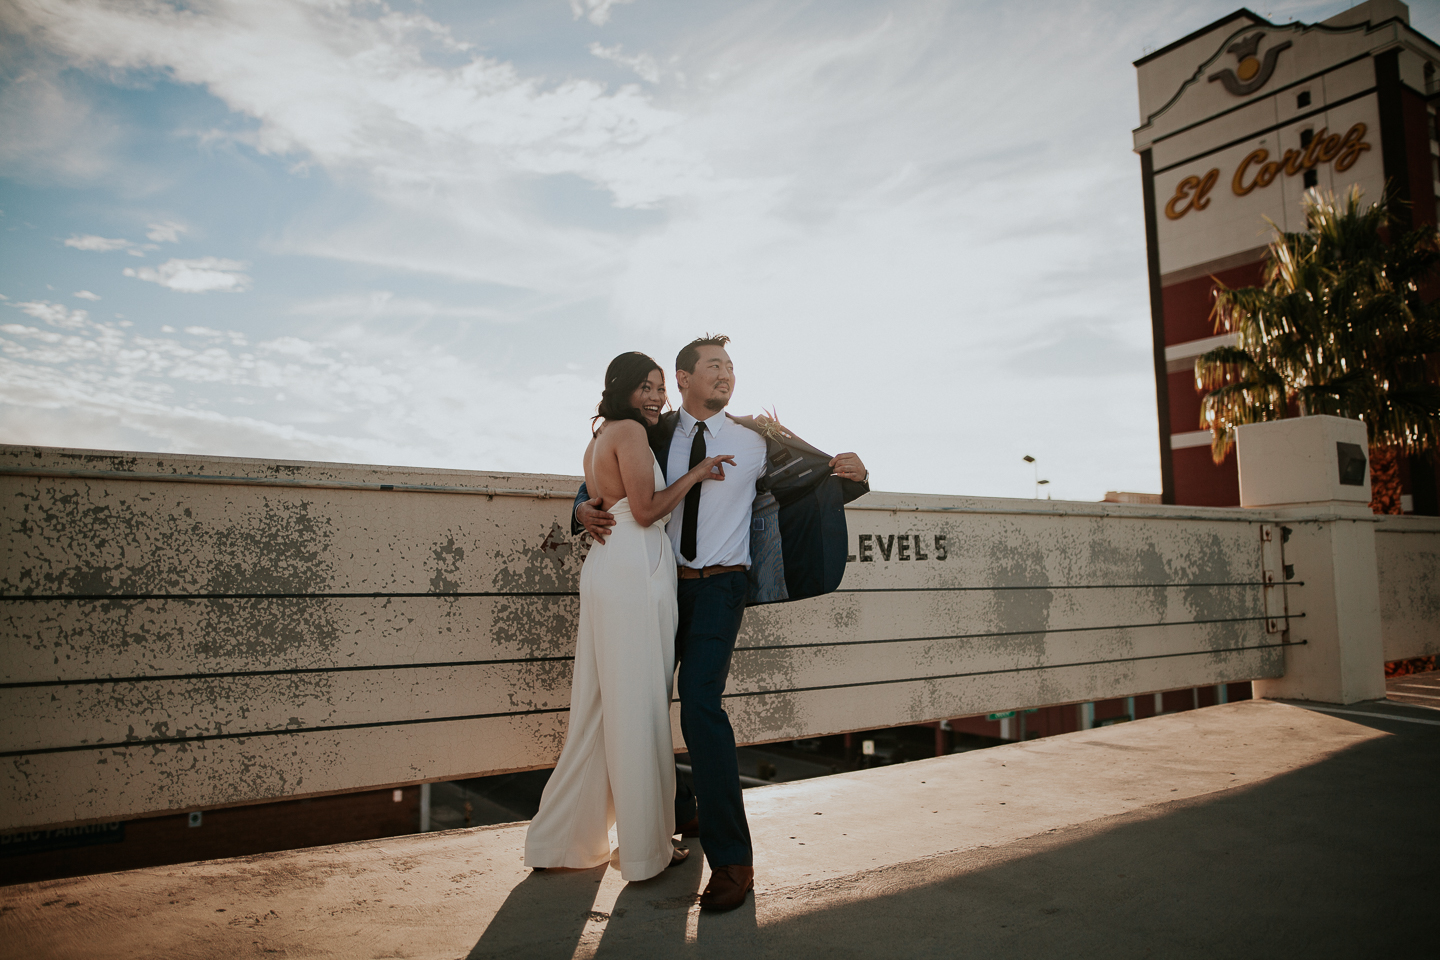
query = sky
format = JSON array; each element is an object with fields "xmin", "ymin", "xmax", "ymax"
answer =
[{"xmin": 2, "ymin": 0, "xmax": 1435, "ymax": 501}]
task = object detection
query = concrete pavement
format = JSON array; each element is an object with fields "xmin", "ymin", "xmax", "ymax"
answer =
[{"xmin": 4, "ymin": 697, "xmax": 1437, "ymax": 959}]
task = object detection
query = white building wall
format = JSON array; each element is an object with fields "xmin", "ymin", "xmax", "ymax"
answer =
[{"xmin": 2, "ymin": 445, "xmax": 1289, "ymax": 832}]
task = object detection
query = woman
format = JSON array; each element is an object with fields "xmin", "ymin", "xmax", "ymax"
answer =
[{"xmin": 524, "ymin": 352, "xmax": 734, "ymax": 881}]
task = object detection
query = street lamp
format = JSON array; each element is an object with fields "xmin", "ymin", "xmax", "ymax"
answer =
[
  {"xmin": 1038, "ymin": 479, "xmax": 1051, "ymax": 500},
  {"xmin": 1023, "ymin": 455, "xmax": 1038, "ymax": 499}
]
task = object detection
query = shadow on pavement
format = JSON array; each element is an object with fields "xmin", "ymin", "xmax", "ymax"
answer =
[
  {"xmin": 466, "ymin": 863, "xmax": 605, "ymax": 960},
  {"xmin": 464, "ymin": 710, "xmax": 1437, "ymax": 958},
  {"xmin": 591, "ymin": 848, "xmax": 706, "ymax": 958},
  {"xmin": 746, "ymin": 712, "xmax": 1438, "ymax": 959},
  {"xmin": 693, "ymin": 885, "xmax": 759, "ymax": 954}
]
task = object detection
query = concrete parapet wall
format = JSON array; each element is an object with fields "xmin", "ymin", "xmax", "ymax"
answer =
[
  {"xmin": 1374, "ymin": 515, "xmax": 1440, "ymax": 662},
  {"xmin": 2, "ymin": 445, "xmax": 1288, "ymax": 832}
]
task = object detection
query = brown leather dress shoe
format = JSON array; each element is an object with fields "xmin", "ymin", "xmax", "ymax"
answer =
[
  {"xmin": 676, "ymin": 815, "xmax": 700, "ymax": 838},
  {"xmin": 699, "ymin": 865, "xmax": 754, "ymax": 911}
]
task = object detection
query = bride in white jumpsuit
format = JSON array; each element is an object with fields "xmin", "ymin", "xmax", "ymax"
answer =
[{"xmin": 524, "ymin": 353, "xmax": 733, "ymax": 882}]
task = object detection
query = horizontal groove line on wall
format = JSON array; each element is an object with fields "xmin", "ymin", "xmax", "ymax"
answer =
[
  {"xmin": 0, "ymin": 591, "xmax": 580, "ymax": 602},
  {"xmin": 0, "ymin": 656, "xmax": 578, "ymax": 690},
  {"xmin": 1, "ymin": 581, "xmax": 1295, "ymax": 602},
  {"xmin": 1, "ymin": 639, "xmax": 1301, "ymax": 758},
  {"xmin": 733, "ymin": 613, "xmax": 1298, "ymax": 652},
  {"xmin": 721, "ymin": 641, "xmax": 1299, "ymax": 700},
  {"xmin": 2, "ymin": 615, "xmax": 1304, "ymax": 690},
  {"xmin": 0, "ymin": 706, "xmax": 573, "ymax": 758},
  {"xmin": 836, "ymin": 582, "xmax": 1288, "ymax": 593}
]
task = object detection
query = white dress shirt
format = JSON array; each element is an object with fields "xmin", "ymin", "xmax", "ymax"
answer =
[{"xmin": 665, "ymin": 407, "xmax": 767, "ymax": 569}]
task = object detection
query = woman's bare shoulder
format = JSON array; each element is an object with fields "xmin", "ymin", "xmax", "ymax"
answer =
[{"xmin": 596, "ymin": 418, "xmax": 647, "ymax": 445}]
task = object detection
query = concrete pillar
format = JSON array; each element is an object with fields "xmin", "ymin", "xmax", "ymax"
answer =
[{"xmin": 1237, "ymin": 415, "xmax": 1385, "ymax": 704}]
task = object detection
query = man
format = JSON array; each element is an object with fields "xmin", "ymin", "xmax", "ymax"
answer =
[{"xmin": 575, "ymin": 334, "xmax": 868, "ymax": 911}]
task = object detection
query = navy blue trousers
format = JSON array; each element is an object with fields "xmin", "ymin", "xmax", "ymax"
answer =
[{"xmin": 671, "ymin": 570, "xmax": 752, "ymax": 868}]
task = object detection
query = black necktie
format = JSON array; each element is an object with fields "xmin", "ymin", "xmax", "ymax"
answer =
[{"xmin": 681, "ymin": 422, "xmax": 706, "ymax": 562}]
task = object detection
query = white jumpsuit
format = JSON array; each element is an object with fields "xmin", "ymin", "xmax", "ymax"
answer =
[{"xmin": 523, "ymin": 455, "xmax": 679, "ymax": 881}]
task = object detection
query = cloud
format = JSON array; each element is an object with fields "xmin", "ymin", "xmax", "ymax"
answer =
[
  {"xmin": 589, "ymin": 43, "xmax": 660, "ymax": 83},
  {"xmin": 289, "ymin": 291, "xmax": 512, "ymax": 323},
  {"xmin": 4, "ymin": 0, "xmax": 708, "ymax": 297},
  {"xmin": 73, "ymin": 290, "xmax": 101, "ymax": 301},
  {"xmin": 145, "ymin": 221, "xmax": 186, "ymax": 243},
  {"xmin": 569, "ymin": 0, "xmax": 636, "ymax": 26},
  {"xmin": 64, "ymin": 234, "xmax": 134, "ymax": 252},
  {"xmin": 1006, "ymin": 325, "xmax": 1154, "ymax": 379},
  {"xmin": 14, "ymin": 299, "xmax": 89, "ymax": 329},
  {"xmin": 123, "ymin": 257, "xmax": 252, "ymax": 293},
  {"xmin": 0, "ymin": 30, "xmax": 122, "ymax": 185},
  {"xmin": 587, "ymin": 4, "xmax": 1171, "ymax": 499},
  {"xmin": 1, "ymin": 0, "xmax": 1224, "ymax": 499},
  {"xmin": 181, "ymin": 325, "xmax": 248, "ymax": 345},
  {"xmin": 0, "ymin": 298, "xmax": 595, "ymax": 472},
  {"xmin": 7, "ymin": 0, "xmax": 698, "ymax": 201}
]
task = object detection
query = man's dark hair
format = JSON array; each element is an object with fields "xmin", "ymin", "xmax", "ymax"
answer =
[{"xmin": 675, "ymin": 334, "xmax": 731, "ymax": 374}]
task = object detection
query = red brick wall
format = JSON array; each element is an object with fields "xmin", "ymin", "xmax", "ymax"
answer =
[
  {"xmin": 1399, "ymin": 88, "xmax": 1440, "ymax": 513},
  {"xmin": 1161, "ymin": 259, "xmax": 1268, "ymax": 346},
  {"xmin": 1168, "ymin": 370, "xmax": 1203, "ymax": 435},
  {"xmin": 1161, "ymin": 258, "xmax": 1265, "ymax": 507},
  {"xmin": 1172, "ymin": 445, "xmax": 1239, "ymax": 506},
  {"xmin": 1402, "ymin": 88, "xmax": 1436, "ymax": 228}
]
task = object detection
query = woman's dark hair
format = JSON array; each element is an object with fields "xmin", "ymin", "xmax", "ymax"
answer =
[{"xmin": 593, "ymin": 351, "xmax": 663, "ymax": 436}]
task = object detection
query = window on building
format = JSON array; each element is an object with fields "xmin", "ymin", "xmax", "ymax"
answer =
[
  {"xmin": 1304, "ymin": 169, "xmax": 1318, "ymax": 189},
  {"xmin": 1297, "ymin": 90, "xmax": 1311, "ymax": 108},
  {"xmin": 1426, "ymin": 62, "xmax": 1436, "ymax": 96},
  {"xmin": 1300, "ymin": 128, "xmax": 1314, "ymax": 148}
]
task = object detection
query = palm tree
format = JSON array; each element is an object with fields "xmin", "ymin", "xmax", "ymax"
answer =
[{"xmin": 1195, "ymin": 186, "xmax": 1440, "ymax": 513}]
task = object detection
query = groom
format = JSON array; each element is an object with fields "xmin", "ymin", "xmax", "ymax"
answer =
[{"xmin": 576, "ymin": 334, "xmax": 869, "ymax": 911}]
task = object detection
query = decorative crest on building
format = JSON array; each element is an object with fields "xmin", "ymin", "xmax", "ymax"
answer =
[{"xmin": 1208, "ymin": 32, "xmax": 1292, "ymax": 96}]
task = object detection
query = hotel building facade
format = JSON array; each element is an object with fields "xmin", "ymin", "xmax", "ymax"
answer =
[{"xmin": 1133, "ymin": 0, "xmax": 1440, "ymax": 511}]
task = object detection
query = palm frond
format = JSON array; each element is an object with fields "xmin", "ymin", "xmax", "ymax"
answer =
[{"xmin": 1192, "ymin": 186, "xmax": 1440, "ymax": 466}]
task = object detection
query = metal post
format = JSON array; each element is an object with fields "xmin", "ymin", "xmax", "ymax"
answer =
[{"xmin": 419, "ymin": 782, "xmax": 431, "ymax": 833}]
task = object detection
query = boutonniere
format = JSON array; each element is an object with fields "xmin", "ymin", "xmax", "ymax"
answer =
[{"xmin": 754, "ymin": 408, "xmax": 796, "ymax": 443}]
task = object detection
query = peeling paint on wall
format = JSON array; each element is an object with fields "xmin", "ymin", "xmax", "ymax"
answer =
[
  {"xmin": 1374, "ymin": 519, "xmax": 1440, "ymax": 661},
  {"xmin": 1, "ymin": 446, "xmax": 1303, "ymax": 832}
]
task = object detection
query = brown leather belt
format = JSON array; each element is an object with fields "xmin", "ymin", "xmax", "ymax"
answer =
[{"xmin": 677, "ymin": 564, "xmax": 748, "ymax": 579}]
